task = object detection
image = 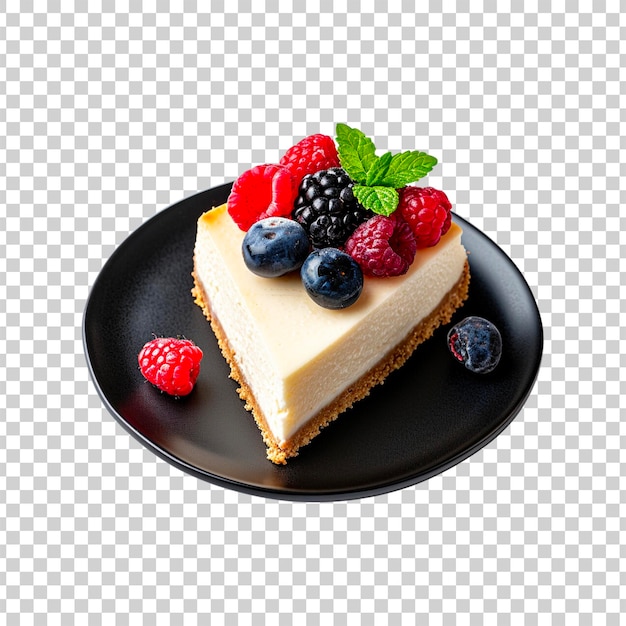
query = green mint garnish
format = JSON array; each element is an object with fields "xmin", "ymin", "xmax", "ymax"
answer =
[
  {"xmin": 378, "ymin": 150, "xmax": 438, "ymax": 188},
  {"xmin": 335, "ymin": 123, "xmax": 437, "ymax": 215},
  {"xmin": 353, "ymin": 185, "xmax": 399, "ymax": 217},
  {"xmin": 364, "ymin": 151, "xmax": 393, "ymax": 187},
  {"xmin": 335, "ymin": 123, "xmax": 378, "ymax": 184}
]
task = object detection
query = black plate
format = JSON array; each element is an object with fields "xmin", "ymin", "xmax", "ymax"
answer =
[{"xmin": 83, "ymin": 182, "xmax": 543, "ymax": 501}]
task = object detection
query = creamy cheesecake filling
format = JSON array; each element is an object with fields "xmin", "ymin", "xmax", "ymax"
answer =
[{"xmin": 193, "ymin": 203, "xmax": 467, "ymax": 447}]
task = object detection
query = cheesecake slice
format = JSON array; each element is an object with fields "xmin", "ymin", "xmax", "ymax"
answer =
[{"xmin": 192, "ymin": 202, "xmax": 469, "ymax": 464}]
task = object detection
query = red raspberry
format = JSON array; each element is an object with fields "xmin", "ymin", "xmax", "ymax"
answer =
[
  {"xmin": 138, "ymin": 337, "xmax": 203, "ymax": 397},
  {"xmin": 344, "ymin": 213, "xmax": 417, "ymax": 277},
  {"xmin": 279, "ymin": 134, "xmax": 340, "ymax": 184},
  {"xmin": 397, "ymin": 186, "xmax": 452, "ymax": 248},
  {"xmin": 228, "ymin": 163, "xmax": 298, "ymax": 231}
]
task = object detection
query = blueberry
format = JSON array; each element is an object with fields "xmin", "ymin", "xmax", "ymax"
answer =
[
  {"xmin": 447, "ymin": 316, "xmax": 502, "ymax": 374},
  {"xmin": 242, "ymin": 217, "xmax": 310, "ymax": 278},
  {"xmin": 301, "ymin": 248, "xmax": 363, "ymax": 309}
]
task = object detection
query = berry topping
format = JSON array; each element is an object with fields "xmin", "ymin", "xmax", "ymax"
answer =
[
  {"xmin": 292, "ymin": 167, "xmax": 372, "ymax": 249},
  {"xmin": 279, "ymin": 133, "xmax": 340, "ymax": 184},
  {"xmin": 228, "ymin": 163, "xmax": 298, "ymax": 232},
  {"xmin": 344, "ymin": 213, "xmax": 417, "ymax": 277},
  {"xmin": 397, "ymin": 186, "xmax": 452, "ymax": 248},
  {"xmin": 138, "ymin": 337, "xmax": 203, "ymax": 396},
  {"xmin": 242, "ymin": 217, "xmax": 310, "ymax": 278},
  {"xmin": 447, "ymin": 317, "xmax": 502, "ymax": 374},
  {"xmin": 300, "ymin": 248, "xmax": 363, "ymax": 309}
]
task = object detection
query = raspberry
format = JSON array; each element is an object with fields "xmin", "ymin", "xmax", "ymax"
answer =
[
  {"xmin": 279, "ymin": 134, "xmax": 340, "ymax": 185},
  {"xmin": 344, "ymin": 213, "xmax": 417, "ymax": 277},
  {"xmin": 292, "ymin": 167, "xmax": 372, "ymax": 248},
  {"xmin": 397, "ymin": 186, "xmax": 452, "ymax": 248},
  {"xmin": 138, "ymin": 337, "xmax": 203, "ymax": 397},
  {"xmin": 227, "ymin": 163, "xmax": 298, "ymax": 231}
]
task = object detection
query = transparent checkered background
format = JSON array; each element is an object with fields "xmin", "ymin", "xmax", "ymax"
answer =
[{"xmin": 1, "ymin": 2, "xmax": 624, "ymax": 624}]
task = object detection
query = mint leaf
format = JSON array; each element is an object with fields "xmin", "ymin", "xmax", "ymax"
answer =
[
  {"xmin": 365, "ymin": 151, "xmax": 392, "ymax": 187},
  {"xmin": 336, "ymin": 123, "xmax": 439, "ymax": 216},
  {"xmin": 378, "ymin": 150, "xmax": 438, "ymax": 188},
  {"xmin": 353, "ymin": 185, "xmax": 399, "ymax": 216},
  {"xmin": 336, "ymin": 123, "xmax": 378, "ymax": 185}
]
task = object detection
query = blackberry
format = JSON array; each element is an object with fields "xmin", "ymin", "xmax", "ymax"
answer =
[{"xmin": 292, "ymin": 167, "xmax": 372, "ymax": 248}]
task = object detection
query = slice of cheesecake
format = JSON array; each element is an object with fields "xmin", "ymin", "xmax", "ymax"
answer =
[{"xmin": 192, "ymin": 202, "xmax": 469, "ymax": 464}]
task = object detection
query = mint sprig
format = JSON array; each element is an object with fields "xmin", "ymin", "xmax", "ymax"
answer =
[
  {"xmin": 365, "ymin": 151, "xmax": 392, "ymax": 187},
  {"xmin": 353, "ymin": 186, "xmax": 399, "ymax": 217},
  {"xmin": 335, "ymin": 123, "xmax": 437, "ymax": 215},
  {"xmin": 335, "ymin": 122, "xmax": 377, "ymax": 183},
  {"xmin": 379, "ymin": 150, "xmax": 438, "ymax": 188}
]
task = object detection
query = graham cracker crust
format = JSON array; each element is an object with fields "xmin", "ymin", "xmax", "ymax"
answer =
[{"xmin": 192, "ymin": 260, "xmax": 470, "ymax": 465}]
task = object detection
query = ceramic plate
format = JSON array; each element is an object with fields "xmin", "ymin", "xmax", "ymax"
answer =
[{"xmin": 83, "ymin": 183, "xmax": 543, "ymax": 501}]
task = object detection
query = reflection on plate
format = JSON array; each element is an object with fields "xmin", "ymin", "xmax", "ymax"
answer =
[{"xmin": 83, "ymin": 183, "xmax": 542, "ymax": 501}]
